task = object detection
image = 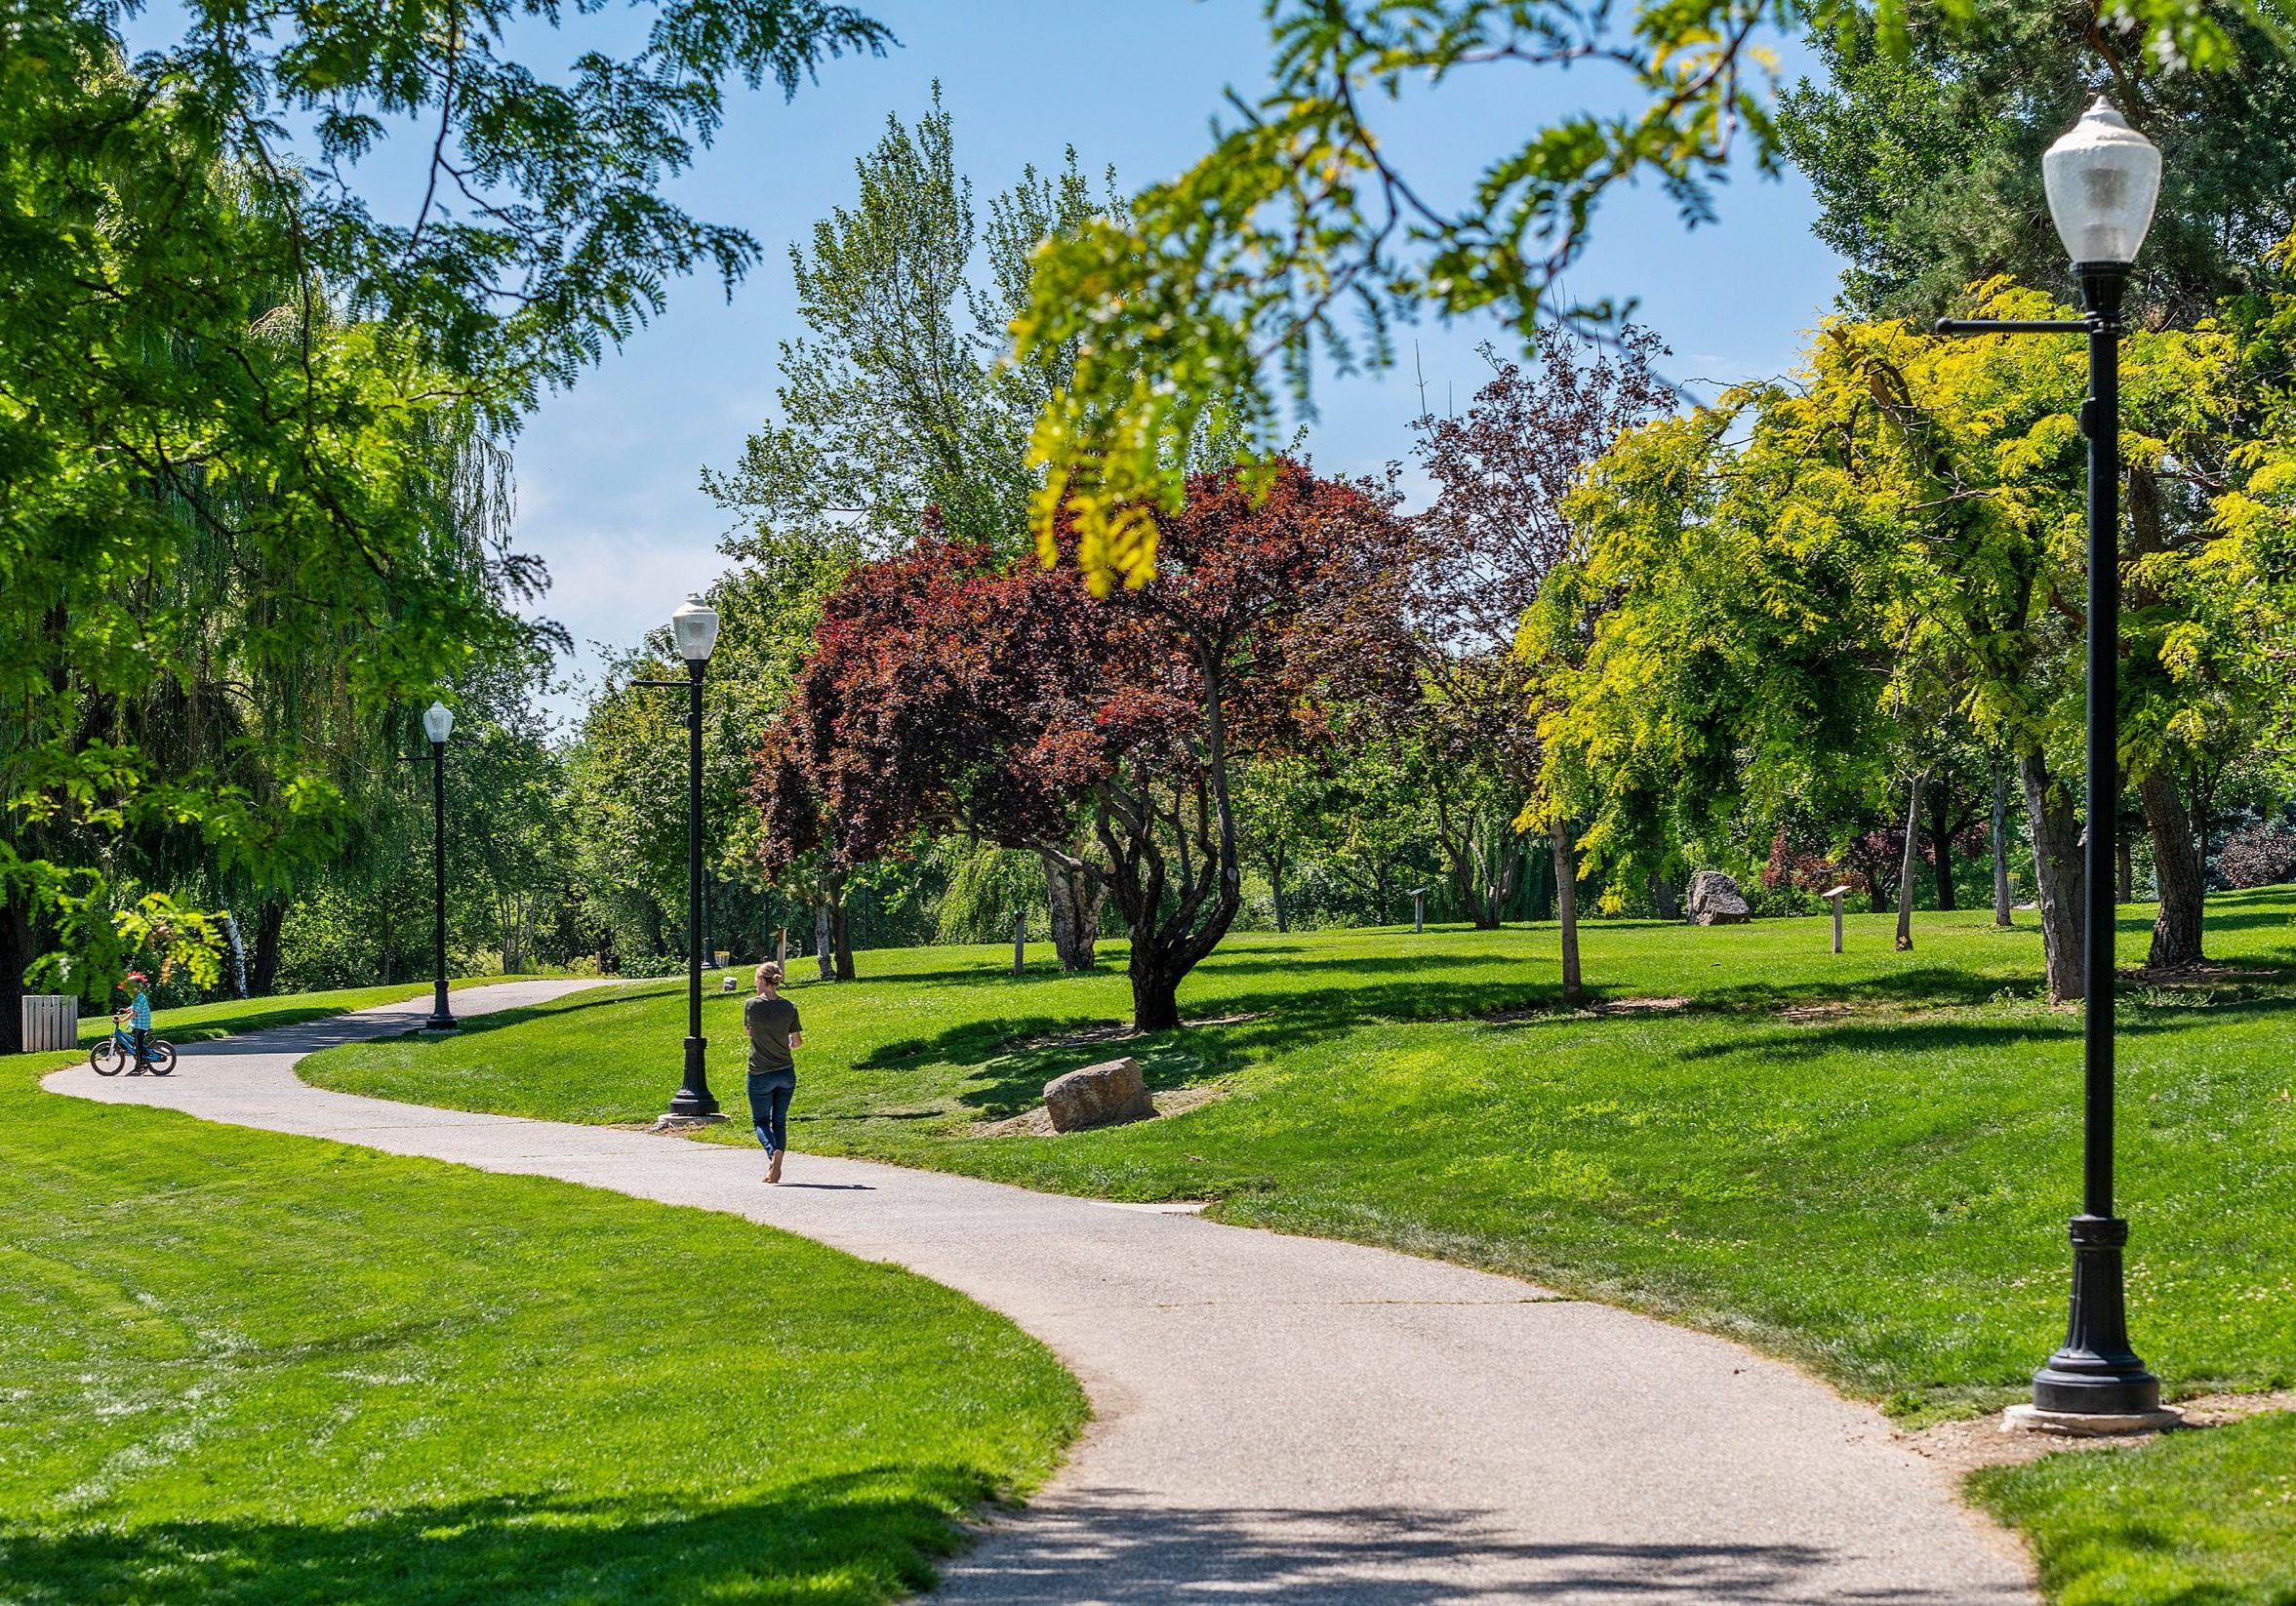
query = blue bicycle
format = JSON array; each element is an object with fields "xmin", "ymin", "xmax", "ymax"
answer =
[{"xmin": 91, "ymin": 1011, "xmax": 175, "ymax": 1076}]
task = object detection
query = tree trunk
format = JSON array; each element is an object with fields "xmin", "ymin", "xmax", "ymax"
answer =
[
  {"xmin": 1467, "ymin": 839, "xmax": 1501, "ymax": 930},
  {"xmin": 1896, "ymin": 771, "xmax": 1927, "ymax": 950},
  {"xmin": 1992, "ymin": 767, "xmax": 2013, "ymax": 927},
  {"xmin": 1551, "ymin": 819, "xmax": 1583, "ymax": 1006},
  {"xmin": 1650, "ymin": 875, "xmax": 1681, "ymax": 922},
  {"xmin": 814, "ymin": 903, "xmax": 834, "ymax": 983},
  {"xmin": 1129, "ymin": 951, "xmax": 1184, "ymax": 1033},
  {"xmin": 1039, "ymin": 849, "xmax": 1100, "ymax": 972},
  {"xmin": 0, "ymin": 892, "xmax": 31, "ymax": 1056},
  {"xmin": 1927, "ymin": 779, "xmax": 1957, "ymax": 912},
  {"xmin": 830, "ymin": 894, "xmax": 854, "ymax": 982},
  {"xmin": 1013, "ymin": 909, "xmax": 1027, "ymax": 978},
  {"xmin": 2021, "ymin": 750, "xmax": 2085, "ymax": 1002},
  {"xmin": 252, "ymin": 897, "xmax": 287, "ymax": 995},
  {"xmin": 2138, "ymin": 767, "xmax": 2205, "ymax": 969},
  {"xmin": 1479, "ymin": 848, "xmax": 1505, "ymax": 928},
  {"xmin": 2189, "ymin": 777, "xmax": 2211, "ymax": 887}
]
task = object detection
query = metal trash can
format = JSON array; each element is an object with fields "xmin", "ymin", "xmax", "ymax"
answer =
[{"xmin": 20, "ymin": 995, "xmax": 79, "ymax": 1053}]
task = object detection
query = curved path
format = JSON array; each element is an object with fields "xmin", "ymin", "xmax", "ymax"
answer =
[{"xmin": 49, "ymin": 982, "xmax": 2034, "ymax": 1604}]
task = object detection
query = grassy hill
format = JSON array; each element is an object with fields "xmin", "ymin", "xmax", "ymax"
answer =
[
  {"xmin": 306, "ymin": 892, "xmax": 2296, "ymax": 1604},
  {"xmin": 3, "ymin": 991, "xmax": 1083, "ymax": 1606}
]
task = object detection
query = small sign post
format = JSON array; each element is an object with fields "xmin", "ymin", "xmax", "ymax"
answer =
[
  {"xmin": 1409, "ymin": 887, "xmax": 1429, "ymax": 934},
  {"xmin": 1822, "ymin": 885, "xmax": 1853, "ymax": 954}
]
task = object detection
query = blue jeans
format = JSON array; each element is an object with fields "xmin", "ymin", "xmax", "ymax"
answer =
[{"xmin": 747, "ymin": 1070, "xmax": 795, "ymax": 1154}]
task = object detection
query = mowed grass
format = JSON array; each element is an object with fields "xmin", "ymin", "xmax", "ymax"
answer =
[
  {"xmin": 3, "ymin": 999, "xmax": 1084, "ymax": 1605},
  {"xmin": 310, "ymin": 893, "xmax": 2296, "ymax": 1600},
  {"xmin": 308, "ymin": 892, "xmax": 2296, "ymax": 1417},
  {"xmin": 1975, "ymin": 1414, "xmax": 2296, "ymax": 1606}
]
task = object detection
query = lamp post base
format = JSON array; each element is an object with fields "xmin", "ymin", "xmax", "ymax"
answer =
[
  {"xmin": 2032, "ymin": 1214, "xmax": 2162, "ymax": 1417},
  {"xmin": 422, "ymin": 1013, "xmax": 458, "ymax": 1031},
  {"xmin": 664, "ymin": 1035, "xmax": 719, "ymax": 1122}
]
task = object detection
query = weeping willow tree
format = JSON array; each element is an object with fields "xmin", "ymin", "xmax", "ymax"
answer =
[
  {"xmin": 933, "ymin": 843, "xmax": 1053, "ymax": 945},
  {"xmin": 1, "ymin": 38, "xmax": 541, "ymax": 1044}
]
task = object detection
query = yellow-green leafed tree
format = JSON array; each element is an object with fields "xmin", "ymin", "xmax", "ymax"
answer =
[{"xmin": 1525, "ymin": 283, "xmax": 2273, "ymax": 999}]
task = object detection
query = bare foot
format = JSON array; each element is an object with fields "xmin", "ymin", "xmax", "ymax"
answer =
[{"xmin": 767, "ymin": 1150, "xmax": 784, "ymax": 1184}]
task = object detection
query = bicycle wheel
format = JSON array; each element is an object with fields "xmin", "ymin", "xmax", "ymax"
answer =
[
  {"xmin": 147, "ymin": 1041, "xmax": 177, "ymax": 1076},
  {"xmin": 91, "ymin": 1042, "xmax": 124, "ymax": 1076}
]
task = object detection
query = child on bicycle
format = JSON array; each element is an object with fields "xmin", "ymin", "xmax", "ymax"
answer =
[{"xmin": 120, "ymin": 973, "xmax": 154, "ymax": 1073}]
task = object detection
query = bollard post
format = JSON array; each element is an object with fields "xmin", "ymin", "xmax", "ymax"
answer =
[{"xmin": 1823, "ymin": 885, "xmax": 1851, "ymax": 954}]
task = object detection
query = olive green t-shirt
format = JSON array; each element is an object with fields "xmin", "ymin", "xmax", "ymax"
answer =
[{"xmin": 744, "ymin": 994, "xmax": 801, "ymax": 1075}]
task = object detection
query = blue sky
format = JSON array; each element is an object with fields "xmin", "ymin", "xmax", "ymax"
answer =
[{"xmin": 178, "ymin": 1, "xmax": 1850, "ymax": 705}]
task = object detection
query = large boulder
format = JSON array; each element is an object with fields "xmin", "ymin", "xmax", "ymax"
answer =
[
  {"xmin": 1044, "ymin": 1056, "xmax": 1156, "ymax": 1132},
  {"xmin": 1685, "ymin": 869, "xmax": 1752, "ymax": 926}
]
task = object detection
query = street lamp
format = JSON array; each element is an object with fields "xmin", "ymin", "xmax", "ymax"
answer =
[
  {"xmin": 421, "ymin": 701, "xmax": 457, "ymax": 1031},
  {"xmin": 636, "ymin": 593, "xmax": 724, "ymax": 1124},
  {"xmin": 1938, "ymin": 96, "xmax": 2174, "ymax": 1428}
]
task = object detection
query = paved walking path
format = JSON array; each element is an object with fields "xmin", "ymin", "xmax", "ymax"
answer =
[{"xmin": 48, "ymin": 982, "xmax": 2035, "ymax": 1604}]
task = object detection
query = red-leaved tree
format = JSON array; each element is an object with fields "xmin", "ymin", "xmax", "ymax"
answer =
[{"xmin": 757, "ymin": 462, "xmax": 1410, "ymax": 1029}]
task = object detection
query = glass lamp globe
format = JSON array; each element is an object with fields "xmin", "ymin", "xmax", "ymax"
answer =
[
  {"xmin": 2042, "ymin": 97, "xmax": 2160, "ymax": 266},
  {"xmin": 670, "ymin": 593, "xmax": 721, "ymax": 663},
  {"xmin": 423, "ymin": 701, "xmax": 455, "ymax": 744}
]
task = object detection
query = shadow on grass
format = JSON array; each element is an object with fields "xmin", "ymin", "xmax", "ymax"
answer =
[
  {"xmin": 835, "ymin": 960, "xmax": 2057, "ymax": 1123},
  {"xmin": 0, "ymin": 1469, "xmax": 1006, "ymax": 1606},
  {"xmin": 1673, "ymin": 991, "xmax": 2296, "ymax": 1065},
  {"xmin": 834, "ymin": 947, "xmax": 2296, "ymax": 1125}
]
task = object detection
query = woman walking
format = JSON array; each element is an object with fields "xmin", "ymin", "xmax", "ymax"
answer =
[{"xmin": 745, "ymin": 961, "xmax": 802, "ymax": 1184}]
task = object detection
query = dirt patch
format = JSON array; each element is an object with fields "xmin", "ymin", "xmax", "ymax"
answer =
[
  {"xmin": 1904, "ymin": 1391, "xmax": 2296, "ymax": 1477},
  {"xmin": 1777, "ymin": 1002, "xmax": 1853, "ymax": 1024},
  {"xmin": 970, "ymin": 1080, "xmax": 1232, "ymax": 1138},
  {"xmin": 1483, "ymin": 996, "xmax": 1691, "ymax": 1025},
  {"xmin": 1595, "ymin": 996, "xmax": 1691, "ymax": 1016},
  {"xmin": 2121, "ymin": 961, "xmax": 2290, "ymax": 986}
]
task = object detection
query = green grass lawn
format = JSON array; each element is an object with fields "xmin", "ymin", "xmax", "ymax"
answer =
[
  {"xmin": 1975, "ymin": 1413, "xmax": 2296, "ymax": 1605},
  {"xmin": 4, "ymin": 999, "xmax": 1083, "ymax": 1605},
  {"xmin": 307, "ymin": 890, "xmax": 2296, "ymax": 1601}
]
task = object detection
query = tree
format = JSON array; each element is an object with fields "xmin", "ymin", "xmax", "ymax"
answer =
[
  {"xmin": 704, "ymin": 92, "xmax": 1120, "ymax": 562},
  {"xmin": 4, "ymin": 0, "xmax": 889, "ymax": 1036},
  {"xmin": 1233, "ymin": 756, "xmax": 1331, "ymax": 934},
  {"xmin": 701, "ymin": 95, "xmax": 1125, "ymax": 963},
  {"xmin": 1781, "ymin": 2, "xmax": 2296, "ymax": 325},
  {"xmin": 1007, "ymin": 0, "xmax": 2269, "ymax": 593},
  {"xmin": 1529, "ymin": 284, "xmax": 2276, "ymax": 998},
  {"xmin": 567, "ymin": 556, "xmax": 834, "ymax": 966},
  {"xmin": 1066, "ymin": 463, "xmax": 1414, "ymax": 1026},
  {"xmin": 762, "ymin": 462, "xmax": 1412, "ymax": 1029},
  {"xmin": 1408, "ymin": 325, "xmax": 1675, "ymax": 928}
]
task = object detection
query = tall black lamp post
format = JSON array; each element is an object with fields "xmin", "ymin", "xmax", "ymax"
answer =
[
  {"xmin": 635, "ymin": 593, "xmax": 723, "ymax": 1124},
  {"xmin": 422, "ymin": 700, "xmax": 457, "ymax": 1031},
  {"xmin": 1938, "ymin": 97, "xmax": 2174, "ymax": 1427}
]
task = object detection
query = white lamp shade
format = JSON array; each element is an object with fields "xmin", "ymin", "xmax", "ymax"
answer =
[
  {"xmin": 2041, "ymin": 97, "xmax": 2160, "ymax": 266},
  {"xmin": 670, "ymin": 593, "xmax": 721, "ymax": 662},
  {"xmin": 423, "ymin": 701, "xmax": 455, "ymax": 743}
]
